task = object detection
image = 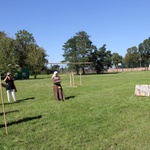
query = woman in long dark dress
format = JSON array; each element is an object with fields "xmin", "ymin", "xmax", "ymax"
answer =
[{"xmin": 51, "ymin": 71, "xmax": 65, "ymax": 101}]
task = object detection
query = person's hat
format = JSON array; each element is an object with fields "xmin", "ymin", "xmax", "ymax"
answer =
[
  {"xmin": 7, "ymin": 72, "xmax": 11, "ymax": 75},
  {"xmin": 54, "ymin": 71, "xmax": 58, "ymax": 74}
]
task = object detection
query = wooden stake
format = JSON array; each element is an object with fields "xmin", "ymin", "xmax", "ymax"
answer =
[
  {"xmin": 0, "ymin": 73, "xmax": 8, "ymax": 135},
  {"xmin": 70, "ymin": 72, "xmax": 75, "ymax": 86},
  {"xmin": 72, "ymin": 72, "xmax": 75, "ymax": 86},
  {"xmin": 70, "ymin": 73, "xmax": 72, "ymax": 86}
]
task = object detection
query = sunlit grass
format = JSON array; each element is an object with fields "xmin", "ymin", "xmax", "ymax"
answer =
[{"xmin": 0, "ymin": 71, "xmax": 150, "ymax": 149}]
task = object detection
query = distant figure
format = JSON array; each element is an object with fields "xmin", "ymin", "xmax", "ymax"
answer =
[
  {"xmin": 51, "ymin": 71, "xmax": 65, "ymax": 101},
  {"xmin": 4, "ymin": 72, "xmax": 17, "ymax": 102},
  {"xmin": 22, "ymin": 72, "xmax": 26, "ymax": 79}
]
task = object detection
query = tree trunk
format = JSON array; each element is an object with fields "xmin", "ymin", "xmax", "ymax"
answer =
[
  {"xmin": 34, "ymin": 74, "xmax": 37, "ymax": 79},
  {"xmin": 82, "ymin": 67, "xmax": 85, "ymax": 75}
]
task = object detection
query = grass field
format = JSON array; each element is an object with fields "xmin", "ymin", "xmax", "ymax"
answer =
[{"xmin": 0, "ymin": 71, "xmax": 150, "ymax": 150}]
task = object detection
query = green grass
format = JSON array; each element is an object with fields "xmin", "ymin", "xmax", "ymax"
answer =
[{"xmin": 0, "ymin": 71, "xmax": 150, "ymax": 150}]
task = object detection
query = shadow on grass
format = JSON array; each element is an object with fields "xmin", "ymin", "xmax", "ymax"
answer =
[
  {"xmin": 16, "ymin": 97, "xmax": 35, "ymax": 103},
  {"xmin": 0, "ymin": 115, "xmax": 42, "ymax": 128},
  {"xmin": 65, "ymin": 96, "xmax": 75, "ymax": 100},
  {"xmin": 0, "ymin": 97, "xmax": 35, "ymax": 105},
  {"xmin": 0, "ymin": 110, "xmax": 19, "ymax": 116},
  {"xmin": 17, "ymin": 77, "xmax": 44, "ymax": 80},
  {"xmin": 0, "ymin": 102, "xmax": 16, "ymax": 105}
]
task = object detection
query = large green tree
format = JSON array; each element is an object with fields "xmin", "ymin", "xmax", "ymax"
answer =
[
  {"xmin": 15, "ymin": 30, "xmax": 36, "ymax": 68},
  {"xmin": 0, "ymin": 30, "xmax": 48, "ymax": 78},
  {"xmin": 139, "ymin": 37, "xmax": 150, "ymax": 69},
  {"xmin": 25, "ymin": 44, "xmax": 48, "ymax": 78},
  {"xmin": 62, "ymin": 31, "xmax": 94, "ymax": 74},
  {"xmin": 15, "ymin": 30, "xmax": 48, "ymax": 78},
  {"xmin": 111, "ymin": 52, "xmax": 123, "ymax": 68},
  {"xmin": 89, "ymin": 44, "xmax": 112, "ymax": 73},
  {"xmin": 0, "ymin": 31, "xmax": 19, "ymax": 74},
  {"xmin": 124, "ymin": 46, "xmax": 140, "ymax": 68}
]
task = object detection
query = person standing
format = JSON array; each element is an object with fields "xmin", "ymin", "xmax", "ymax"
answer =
[
  {"xmin": 4, "ymin": 72, "xmax": 17, "ymax": 102},
  {"xmin": 51, "ymin": 71, "xmax": 65, "ymax": 101}
]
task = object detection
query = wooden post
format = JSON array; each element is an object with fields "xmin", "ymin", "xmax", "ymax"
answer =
[
  {"xmin": 72, "ymin": 72, "xmax": 75, "ymax": 86},
  {"xmin": 70, "ymin": 71, "xmax": 75, "ymax": 86},
  {"xmin": 0, "ymin": 73, "xmax": 8, "ymax": 135},
  {"xmin": 70, "ymin": 72, "xmax": 72, "ymax": 86}
]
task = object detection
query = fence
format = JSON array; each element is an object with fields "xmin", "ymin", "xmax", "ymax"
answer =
[{"xmin": 107, "ymin": 67, "xmax": 149, "ymax": 73}]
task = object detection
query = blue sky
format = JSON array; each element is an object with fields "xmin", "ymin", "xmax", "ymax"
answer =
[{"xmin": 1, "ymin": 0, "xmax": 150, "ymax": 63}]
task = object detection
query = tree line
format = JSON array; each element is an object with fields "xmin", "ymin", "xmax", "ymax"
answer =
[
  {"xmin": 1, "ymin": 29, "xmax": 150, "ymax": 77},
  {"xmin": 62, "ymin": 31, "xmax": 150, "ymax": 74},
  {"xmin": 0, "ymin": 30, "xmax": 48, "ymax": 78}
]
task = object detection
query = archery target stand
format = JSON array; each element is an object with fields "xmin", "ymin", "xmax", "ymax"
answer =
[{"xmin": 134, "ymin": 85, "xmax": 150, "ymax": 96}]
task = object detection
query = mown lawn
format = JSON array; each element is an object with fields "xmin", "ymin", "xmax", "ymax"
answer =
[{"xmin": 0, "ymin": 71, "xmax": 150, "ymax": 150}]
